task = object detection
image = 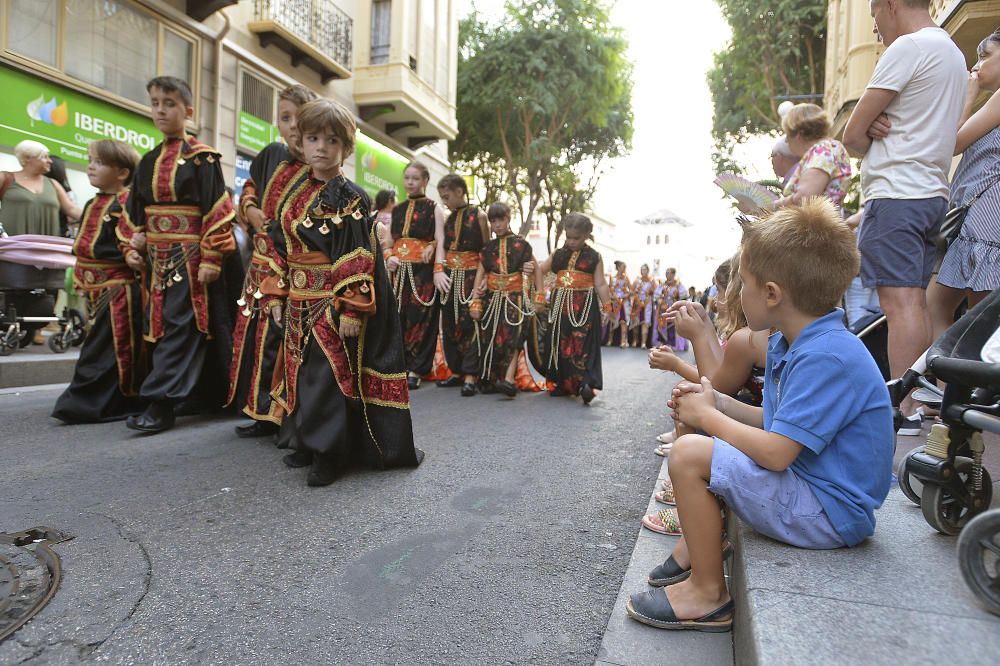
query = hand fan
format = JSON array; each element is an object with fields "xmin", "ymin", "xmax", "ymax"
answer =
[{"xmin": 714, "ymin": 173, "xmax": 779, "ymax": 211}]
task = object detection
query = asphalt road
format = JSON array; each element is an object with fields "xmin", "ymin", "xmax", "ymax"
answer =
[{"xmin": 0, "ymin": 348, "xmax": 673, "ymax": 665}]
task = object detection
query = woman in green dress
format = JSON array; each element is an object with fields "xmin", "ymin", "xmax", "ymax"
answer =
[{"xmin": 0, "ymin": 140, "xmax": 80, "ymax": 237}]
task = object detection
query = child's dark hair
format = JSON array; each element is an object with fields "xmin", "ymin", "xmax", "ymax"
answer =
[
  {"xmin": 487, "ymin": 202, "xmax": 511, "ymax": 221},
  {"xmin": 374, "ymin": 189, "xmax": 396, "ymax": 211},
  {"xmin": 437, "ymin": 173, "xmax": 468, "ymax": 195},
  {"xmin": 614, "ymin": 260, "xmax": 625, "ymax": 271},
  {"xmin": 405, "ymin": 160, "xmax": 430, "ymax": 182},
  {"xmin": 89, "ymin": 139, "xmax": 141, "ymax": 182},
  {"xmin": 562, "ymin": 212, "xmax": 593, "ymax": 240},
  {"xmin": 278, "ymin": 84, "xmax": 318, "ymax": 107},
  {"xmin": 146, "ymin": 76, "xmax": 193, "ymax": 106}
]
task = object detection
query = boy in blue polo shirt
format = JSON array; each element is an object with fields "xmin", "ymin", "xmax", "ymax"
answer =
[{"xmin": 627, "ymin": 198, "xmax": 894, "ymax": 633}]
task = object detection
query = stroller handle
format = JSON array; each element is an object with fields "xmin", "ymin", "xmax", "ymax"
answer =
[{"xmin": 963, "ymin": 409, "xmax": 1000, "ymax": 436}]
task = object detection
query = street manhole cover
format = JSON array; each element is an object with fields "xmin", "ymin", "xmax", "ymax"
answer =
[{"xmin": 0, "ymin": 527, "xmax": 73, "ymax": 643}]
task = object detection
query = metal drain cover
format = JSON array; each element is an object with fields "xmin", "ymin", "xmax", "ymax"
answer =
[{"xmin": 0, "ymin": 527, "xmax": 73, "ymax": 643}]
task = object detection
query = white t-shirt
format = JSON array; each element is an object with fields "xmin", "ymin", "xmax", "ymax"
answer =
[{"xmin": 861, "ymin": 27, "xmax": 967, "ymax": 200}]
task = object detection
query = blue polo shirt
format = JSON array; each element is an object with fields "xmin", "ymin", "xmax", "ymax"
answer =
[{"xmin": 764, "ymin": 309, "xmax": 894, "ymax": 546}]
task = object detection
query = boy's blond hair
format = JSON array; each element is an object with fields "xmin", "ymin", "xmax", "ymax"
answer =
[
  {"xmin": 741, "ymin": 197, "xmax": 859, "ymax": 315},
  {"xmin": 296, "ymin": 98, "xmax": 356, "ymax": 160}
]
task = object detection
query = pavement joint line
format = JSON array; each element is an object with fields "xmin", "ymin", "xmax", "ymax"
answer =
[
  {"xmin": 0, "ymin": 383, "xmax": 69, "ymax": 395},
  {"xmin": 746, "ymin": 585, "xmax": 1000, "ymax": 622}
]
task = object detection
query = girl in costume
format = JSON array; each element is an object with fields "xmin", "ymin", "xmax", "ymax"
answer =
[
  {"xmin": 470, "ymin": 202, "xmax": 544, "ymax": 397},
  {"xmin": 267, "ymin": 99, "xmax": 423, "ymax": 486},
  {"xmin": 606, "ymin": 260, "xmax": 631, "ymax": 348},
  {"xmin": 539, "ymin": 213, "xmax": 612, "ymax": 404},
  {"xmin": 433, "ymin": 174, "xmax": 489, "ymax": 396},
  {"xmin": 654, "ymin": 266, "xmax": 687, "ymax": 351},
  {"xmin": 381, "ymin": 162, "xmax": 444, "ymax": 390},
  {"xmin": 630, "ymin": 263, "xmax": 656, "ymax": 349}
]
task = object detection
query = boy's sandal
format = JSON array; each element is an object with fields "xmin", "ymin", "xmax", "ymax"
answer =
[
  {"xmin": 642, "ymin": 509, "xmax": 682, "ymax": 536},
  {"xmin": 626, "ymin": 589, "xmax": 733, "ymax": 633},
  {"xmin": 647, "ymin": 542, "xmax": 734, "ymax": 587}
]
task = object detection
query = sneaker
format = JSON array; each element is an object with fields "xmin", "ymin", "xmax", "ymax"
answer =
[
  {"xmin": 897, "ymin": 408, "xmax": 924, "ymax": 436},
  {"xmin": 912, "ymin": 387, "xmax": 942, "ymax": 407}
]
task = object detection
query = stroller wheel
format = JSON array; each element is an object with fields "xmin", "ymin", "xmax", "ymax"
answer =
[
  {"xmin": 47, "ymin": 332, "xmax": 71, "ymax": 353},
  {"xmin": 958, "ymin": 509, "xmax": 1000, "ymax": 616},
  {"xmin": 897, "ymin": 448, "xmax": 924, "ymax": 505},
  {"xmin": 63, "ymin": 307, "xmax": 87, "ymax": 347},
  {"xmin": 0, "ymin": 327, "xmax": 18, "ymax": 356},
  {"xmin": 921, "ymin": 458, "xmax": 993, "ymax": 536}
]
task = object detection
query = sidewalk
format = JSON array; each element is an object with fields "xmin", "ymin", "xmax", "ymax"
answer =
[
  {"xmin": 0, "ymin": 333, "xmax": 78, "ymax": 389},
  {"xmin": 600, "ymin": 424, "xmax": 1000, "ymax": 666}
]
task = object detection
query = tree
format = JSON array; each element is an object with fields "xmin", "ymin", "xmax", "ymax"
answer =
[
  {"xmin": 452, "ymin": 0, "xmax": 634, "ymax": 238},
  {"xmin": 707, "ymin": 0, "xmax": 826, "ymax": 171}
]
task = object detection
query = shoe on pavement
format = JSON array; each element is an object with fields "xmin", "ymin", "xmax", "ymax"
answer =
[
  {"xmin": 626, "ymin": 589, "xmax": 733, "ymax": 632},
  {"xmin": 897, "ymin": 408, "xmax": 925, "ymax": 436},
  {"xmin": 407, "ymin": 375, "xmax": 421, "ymax": 390},
  {"xmin": 437, "ymin": 375, "xmax": 463, "ymax": 388},
  {"xmin": 282, "ymin": 449, "xmax": 313, "ymax": 468},
  {"xmin": 235, "ymin": 420, "xmax": 279, "ymax": 438},
  {"xmin": 461, "ymin": 382, "xmax": 476, "ymax": 397},
  {"xmin": 581, "ymin": 383, "xmax": 595, "ymax": 404},
  {"xmin": 494, "ymin": 380, "xmax": 517, "ymax": 397},
  {"xmin": 307, "ymin": 454, "xmax": 340, "ymax": 486},
  {"xmin": 126, "ymin": 402, "xmax": 175, "ymax": 434}
]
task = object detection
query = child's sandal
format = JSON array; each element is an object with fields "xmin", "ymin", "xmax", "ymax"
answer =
[
  {"xmin": 655, "ymin": 481, "xmax": 676, "ymax": 506},
  {"xmin": 641, "ymin": 508, "xmax": 682, "ymax": 535}
]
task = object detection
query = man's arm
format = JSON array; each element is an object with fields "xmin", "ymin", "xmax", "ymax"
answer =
[{"xmin": 843, "ymin": 88, "xmax": 898, "ymax": 157}]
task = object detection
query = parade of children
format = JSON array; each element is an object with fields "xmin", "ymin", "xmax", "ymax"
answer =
[{"xmin": 41, "ymin": 73, "xmax": 905, "ymax": 641}]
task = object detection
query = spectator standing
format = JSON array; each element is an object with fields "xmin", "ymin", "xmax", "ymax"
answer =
[
  {"xmin": 842, "ymin": 0, "xmax": 967, "ymax": 420},
  {"xmin": 0, "ymin": 140, "xmax": 80, "ymax": 236},
  {"xmin": 373, "ymin": 188, "xmax": 396, "ymax": 247},
  {"xmin": 929, "ymin": 28, "xmax": 1000, "ymax": 340},
  {"xmin": 777, "ymin": 104, "xmax": 852, "ymax": 209}
]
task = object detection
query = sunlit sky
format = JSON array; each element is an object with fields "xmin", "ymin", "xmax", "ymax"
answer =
[{"xmin": 462, "ymin": 0, "xmax": 775, "ymax": 285}]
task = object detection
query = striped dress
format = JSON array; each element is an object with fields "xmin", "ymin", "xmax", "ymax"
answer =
[{"xmin": 939, "ymin": 124, "xmax": 1000, "ymax": 291}]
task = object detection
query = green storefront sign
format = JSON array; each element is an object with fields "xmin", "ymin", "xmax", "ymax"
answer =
[
  {"xmin": 237, "ymin": 111, "xmax": 280, "ymax": 153},
  {"xmin": 355, "ymin": 131, "xmax": 408, "ymax": 200},
  {"xmin": 0, "ymin": 65, "xmax": 158, "ymax": 166}
]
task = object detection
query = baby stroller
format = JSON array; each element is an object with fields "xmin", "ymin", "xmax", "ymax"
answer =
[
  {"xmin": 891, "ymin": 288, "xmax": 1000, "ymax": 615},
  {"xmin": 0, "ymin": 234, "xmax": 86, "ymax": 355}
]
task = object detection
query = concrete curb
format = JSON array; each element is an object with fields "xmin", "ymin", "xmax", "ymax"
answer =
[
  {"xmin": 596, "ymin": 455, "xmax": 733, "ymax": 666},
  {"xmin": 0, "ymin": 349, "xmax": 78, "ymax": 389}
]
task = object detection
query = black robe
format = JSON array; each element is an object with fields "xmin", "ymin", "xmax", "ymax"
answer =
[{"xmin": 271, "ymin": 173, "xmax": 420, "ymax": 470}]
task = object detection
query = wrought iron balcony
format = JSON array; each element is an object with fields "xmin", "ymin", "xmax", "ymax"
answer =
[{"xmin": 250, "ymin": 0, "xmax": 353, "ymax": 82}]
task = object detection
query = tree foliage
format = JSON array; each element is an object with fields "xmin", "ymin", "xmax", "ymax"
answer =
[
  {"xmin": 452, "ymin": 0, "xmax": 633, "ymax": 245},
  {"xmin": 707, "ymin": 0, "xmax": 826, "ymax": 171}
]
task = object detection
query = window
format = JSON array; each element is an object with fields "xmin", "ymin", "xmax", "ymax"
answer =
[
  {"xmin": 7, "ymin": 0, "xmax": 57, "ymax": 66},
  {"xmin": 64, "ymin": 0, "xmax": 158, "ymax": 104},
  {"xmin": 162, "ymin": 29, "xmax": 194, "ymax": 83},
  {"xmin": 370, "ymin": 0, "xmax": 391, "ymax": 65},
  {"xmin": 240, "ymin": 69, "xmax": 276, "ymax": 123},
  {"xmin": 646, "ymin": 235, "xmax": 651, "ymax": 245},
  {"xmin": 4, "ymin": 0, "xmax": 199, "ymax": 110},
  {"xmin": 655, "ymin": 235, "xmax": 661, "ymax": 245}
]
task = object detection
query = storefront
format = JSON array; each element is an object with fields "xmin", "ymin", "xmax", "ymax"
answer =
[
  {"xmin": 0, "ymin": 64, "xmax": 158, "ymax": 201},
  {"xmin": 355, "ymin": 130, "xmax": 409, "ymax": 201}
]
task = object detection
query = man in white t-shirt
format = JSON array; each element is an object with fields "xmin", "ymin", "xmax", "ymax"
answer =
[{"xmin": 843, "ymin": 0, "xmax": 966, "ymax": 423}]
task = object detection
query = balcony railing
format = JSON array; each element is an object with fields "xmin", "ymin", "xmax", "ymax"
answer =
[{"xmin": 252, "ymin": 0, "xmax": 353, "ymax": 80}]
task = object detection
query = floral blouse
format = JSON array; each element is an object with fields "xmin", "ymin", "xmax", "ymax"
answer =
[{"xmin": 783, "ymin": 138, "xmax": 852, "ymax": 208}]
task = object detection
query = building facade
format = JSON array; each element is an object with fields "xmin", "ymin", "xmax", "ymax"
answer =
[
  {"xmin": 0, "ymin": 0, "xmax": 459, "ymax": 204},
  {"xmin": 825, "ymin": 0, "xmax": 1000, "ymax": 136}
]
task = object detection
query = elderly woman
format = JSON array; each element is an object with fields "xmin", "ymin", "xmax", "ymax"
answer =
[
  {"xmin": 0, "ymin": 140, "xmax": 80, "ymax": 236},
  {"xmin": 776, "ymin": 103, "xmax": 852, "ymax": 209}
]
